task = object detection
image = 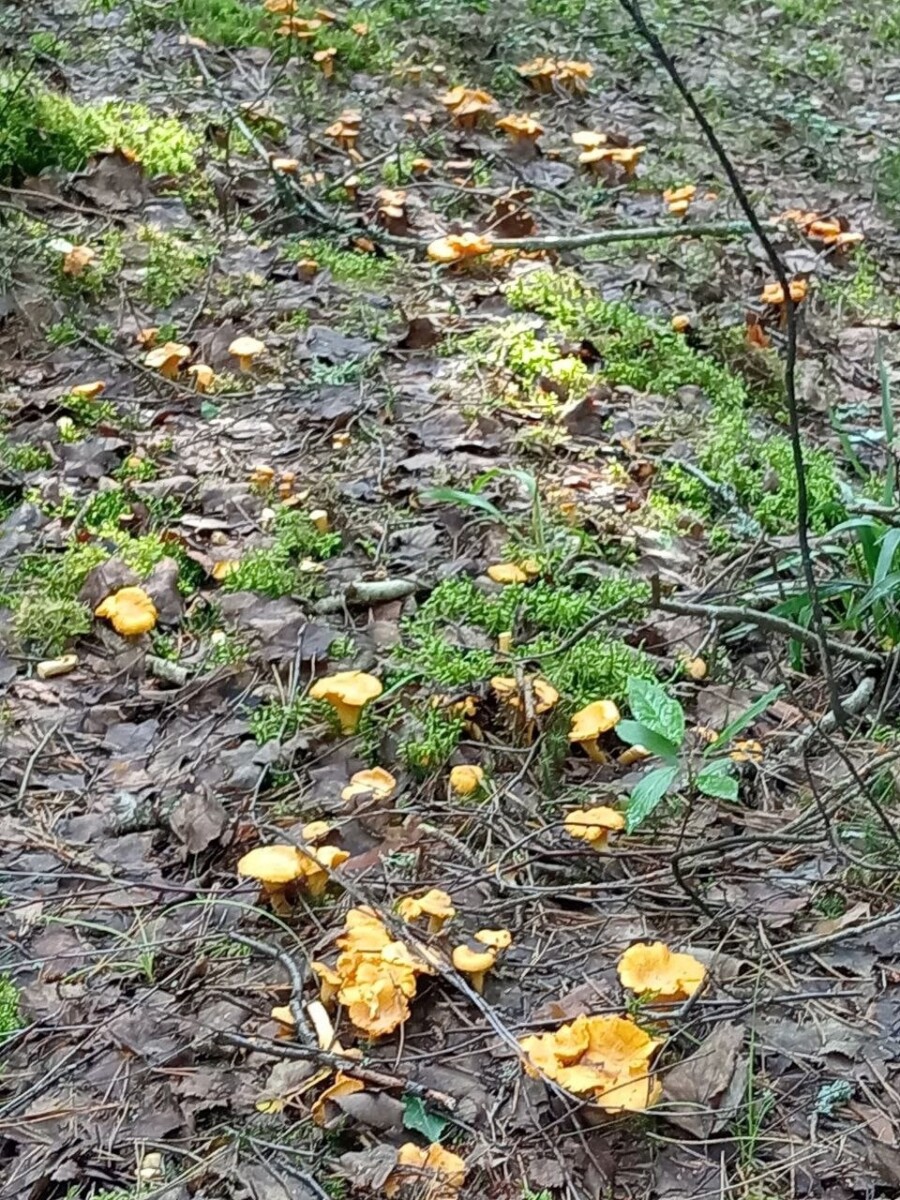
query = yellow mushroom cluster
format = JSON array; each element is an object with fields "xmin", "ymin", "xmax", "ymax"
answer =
[
  {"xmin": 517, "ymin": 56, "xmax": 593, "ymax": 93},
  {"xmin": 427, "ymin": 232, "xmax": 494, "ymax": 265},
  {"xmin": 778, "ymin": 208, "xmax": 863, "ymax": 247},
  {"xmin": 237, "ymin": 826, "xmax": 349, "ymax": 913},
  {"xmin": 384, "ymin": 1143, "xmax": 466, "ymax": 1200},
  {"xmin": 520, "ymin": 1013, "xmax": 663, "ymax": 1111},
  {"xmin": 439, "ymin": 86, "xmax": 498, "ymax": 128},
  {"xmin": 312, "ymin": 907, "xmax": 434, "ymax": 1038}
]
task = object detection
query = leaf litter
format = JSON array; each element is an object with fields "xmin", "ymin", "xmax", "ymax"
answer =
[{"xmin": 2, "ymin": 1, "xmax": 900, "ymax": 1198}]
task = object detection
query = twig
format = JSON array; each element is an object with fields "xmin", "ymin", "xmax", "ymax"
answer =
[
  {"xmin": 230, "ymin": 932, "xmax": 314, "ymax": 1044},
  {"xmin": 617, "ymin": 0, "xmax": 845, "ymax": 723},
  {"xmin": 652, "ymin": 579, "xmax": 883, "ymax": 666},
  {"xmin": 784, "ymin": 674, "xmax": 876, "ymax": 755},
  {"xmin": 778, "ymin": 905, "xmax": 900, "ymax": 959},
  {"xmin": 218, "ymin": 1029, "xmax": 458, "ymax": 1111},
  {"xmin": 383, "ymin": 220, "xmax": 780, "ymax": 253},
  {"xmin": 514, "ymin": 596, "xmax": 637, "ymax": 661}
]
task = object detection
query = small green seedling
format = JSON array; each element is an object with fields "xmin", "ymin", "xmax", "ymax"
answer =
[{"xmin": 618, "ymin": 678, "xmax": 782, "ymax": 831}]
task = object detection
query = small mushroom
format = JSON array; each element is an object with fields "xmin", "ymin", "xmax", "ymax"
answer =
[
  {"xmin": 94, "ymin": 586, "xmax": 158, "ymax": 636},
  {"xmin": 228, "ymin": 335, "xmax": 266, "ymax": 372},
  {"xmin": 568, "ymin": 699, "xmax": 620, "ymax": 761},
  {"xmin": 36, "ymin": 654, "xmax": 79, "ymax": 680},
  {"xmin": 276, "ymin": 15, "xmax": 322, "ymax": 36},
  {"xmin": 730, "ymin": 738, "xmax": 763, "ymax": 763},
  {"xmin": 187, "ymin": 363, "xmax": 216, "ymax": 392},
  {"xmin": 452, "ymin": 941, "xmax": 498, "ymax": 993},
  {"xmin": 325, "ymin": 110, "xmax": 361, "ymax": 151},
  {"xmin": 144, "ymin": 341, "xmax": 190, "ymax": 379},
  {"xmin": 516, "ymin": 56, "xmax": 558, "ymax": 93},
  {"xmin": 449, "ymin": 764, "xmax": 484, "ymax": 796},
  {"xmin": 314, "ymin": 47, "xmax": 337, "ymax": 78},
  {"xmin": 439, "ymin": 86, "xmax": 497, "ymax": 129},
  {"xmin": 397, "ymin": 888, "xmax": 456, "ymax": 934},
  {"xmin": 671, "ymin": 314, "xmax": 692, "ymax": 334},
  {"xmin": 571, "ymin": 130, "xmax": 607, "ymax": 151},
  {"xmin": 62, "ymin": 244, "xmax": 96, "ymax": 276},
  {"xmin": 309, "ymin": 670, "xmax": 383, "ymax": 732},
  {"xmin": 760, "ymin": 278, "xmax": 808, "ymax": 306},
  {"xmin": 309, "ymin": 508, "xmax": 329, "ymax": 533},
  {"xmin": 341, "ymin": 767, "xmax": 397, "ymax": 802},
  {"xmin": 495, "ymin": 113, "xmax": 544, "ymax": 143},
  {"xmin": 564, "ymin": 805, "xmax": 625, "ymax": 849},
  {"xmin": 487, "ymin": 562, "xmax": 529, "ymax": 584},
  {"xmin": 555, "ymin": 59, "xmax": 593, "ymax": 92},
  {"xmin": 271, "ymin": 156, "xmax": 300, "ymax": 174},
  {"xmin": 617, "ymin": 940, "xmax": 706, "ymax": 1003},
  {"xmin": 663, "ymin": 184, "xmax": 696, "ymax": 216},
  {"xmin": 427, "ymin": 232, "xmax": 493, "ymax": 264},
  {"xmin": 69, "ymin": 380, "xmax": 106, "ymax": 398},
  {"xmin": 474, "ymin": 928, "xmax": 512, "ymax": 950}
]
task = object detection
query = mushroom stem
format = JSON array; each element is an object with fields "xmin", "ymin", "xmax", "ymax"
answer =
[
  {"xmin": 427, "ymin": 915, "xmax": 444, "ymax": 935},
  {"xmin": 582, "ymin": 739, "xmax": 609, "ymax": 763},
  {"xmin": 469, "ymin": 971, "xmax": 486, "ymax": 994}
]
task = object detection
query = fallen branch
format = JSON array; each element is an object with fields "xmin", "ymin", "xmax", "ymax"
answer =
[
  {"xmin": 231, "ymin": 932, "xmax": 314, "ymax": 1044},
  {"xmin": 218, "ymin": 1030, "xmax": 458, "ymax": 1111},
  {"xmin": 652, "ymin": 579, "xmax": 883, "ymax": 666}
]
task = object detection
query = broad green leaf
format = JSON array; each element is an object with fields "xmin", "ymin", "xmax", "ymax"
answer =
[
  {"xmin": 707, "ymin": 685, "xmax": 783, "ymax": 754},
  {"xmin": 626, "ymin": 764, "xmax": 679, "ymax": 832},
  {"xmin": 696, "ymin": 760, "xmax": 739, "ymax": 801},
  {"xmin": 627, "ymin": 678, "xmax": 684, "ymax": 747},
  {"xmin": 403, "ymin": 1094, "xmax": 450, "ymax": 1141},
  {"xmin": 614, "ymin": 720, "xmax": 679, "ymax": 761}
]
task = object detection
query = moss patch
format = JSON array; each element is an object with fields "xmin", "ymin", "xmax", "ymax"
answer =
[
  {"xmin": 505, "ymin": 268, "xmax": 845, "ymax": 534},
  {"xmin": 0, "ymin": 79, "xmax": 201, "ymax": 182}
]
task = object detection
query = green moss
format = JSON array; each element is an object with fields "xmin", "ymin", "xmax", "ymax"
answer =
[
  {"xmin": 13, "ymin": 595, "xmax": 93, "ymax": 656},
  {"xmin": 0, "ymin": 79, "xmax": 201, "ymax": 182},
  {"xmin": 0, "ymin": 975, "xmax": 21, "ymax": 1042},
  {"xmin": 505, "ymin": 268, "xmax": 845, "ymax": 535},
  {"xmin": 399, "ymin": 706, "xmax": 466, "ymax": 776},
  {"xmin": 391, "ymin": 575, "xmax": 653, "ymax": 704},
  {"xmin": 0, "ymin": 438, "xmax": 52, "ymax": 472},
  {"xmin": 284, "ymin": 238, "xmax": 397, "ymax": 288},
  {"xmin": 249, "ymin": 696, "xmax": 336, "ymax": 743},
  {"xmin": 139, "ymin": 227, "xmax": 215, "ymax": 309},
  {"xmin": 223, "ymin": 508, "xmax": 342, "ymax": 598}
]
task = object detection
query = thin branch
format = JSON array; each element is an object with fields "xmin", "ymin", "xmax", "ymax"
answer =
[
  {"xmin": 652, "ymin": 581, "xmax": 883, "ymax": 666},
  {"xmin": 616, "ymin": 0, "xmax": 845, "ymax": 723}
]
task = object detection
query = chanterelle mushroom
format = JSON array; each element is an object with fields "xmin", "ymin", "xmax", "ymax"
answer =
[
  {"xmin": 563, "ymin": 806, "xmax": 625, "ymax": 850},
  {"xmin": 452, "ymin": 942, "xmax": 497, "ymax": 993},
  {"xmin": 309, "ymin": 670, "xmax": 383, "ymax": 732},
  {"xmin": 228, "ymin": 335, "xmax": 266, "ymax": 372},
  {"xmin": 568, "ymin": 699, "xmax": 620, "ymax": 761},
  {"xmin": 397, "ymin": 888, "xmax": 456, "ymax": 934},
  {"xmin": 617, "ymin": 941, "xmax": 706, "ymax": 1003},
  {"xmin": 144, "ymin": 341, "xmax": 190, "ymax": 379},
  {"xmin": 94, "ymin": 587, "xmax": 158, "ymax": 636}
]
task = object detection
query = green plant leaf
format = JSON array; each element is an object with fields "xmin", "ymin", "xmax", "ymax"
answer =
[
  {"xmin": 420, "ymin": 486, "xmax": 505, "ymax": 522},
  {"xmin": 614, "ymin": 720, "xmax": 679, "ymax": 761},
  {"xmin": 627, "ymin": 678, "xmax": 684, "ymax": 746},
  {"xmin": 403, "ymin": 1093, "xmax": 450, "ymax": 1141},
  {"xmin": 696, "ymin": 760, "xmax": 739, "ymax": 801},
  {"xmin": 626, "ymin": 764, "xmax": 679, "ymax": 832},
  {"xmin": 707, "ymin": 686, "xmax": 783, "ymax": 754}
]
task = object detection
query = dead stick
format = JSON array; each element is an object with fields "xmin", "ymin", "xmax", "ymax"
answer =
[{"xmin": 652, "ymin": 580, "xmax": 882, "ymax": 666}]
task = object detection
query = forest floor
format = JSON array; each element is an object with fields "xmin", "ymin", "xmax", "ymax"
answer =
[{"xmin": 3, "ymin": 1, "xmax": 900, "ymax": 1199}]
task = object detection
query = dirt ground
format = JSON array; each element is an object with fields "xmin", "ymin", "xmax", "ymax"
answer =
[{"xmin": 3, "ymin": 1, "xmax": 900, "ymax": 1198}]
